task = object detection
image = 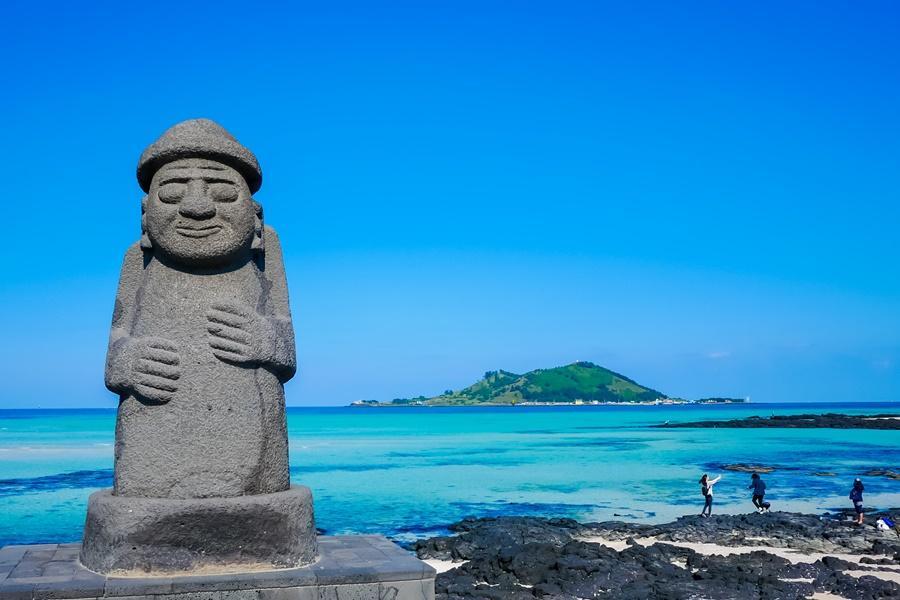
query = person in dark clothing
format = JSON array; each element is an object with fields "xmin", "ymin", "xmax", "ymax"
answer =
[
  {"xmin": 699, "ymin": 473, "xmax": 721, "ymax": 517},
  {"xmin": 850, "ymin": 478, "xmax": 865, "ymax": 525},
  {"xmin": 749, "ymin": 473, "xmax": 770, "ymax": 513}
]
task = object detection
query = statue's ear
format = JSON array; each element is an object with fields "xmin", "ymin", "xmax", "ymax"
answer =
[
  {"xmin": 140, "ymin": 195, "xmax": 153, "ymax": 250},
  {"xmin": 251, "ymin": 199, "xmax": 264, "ymax": 254}
]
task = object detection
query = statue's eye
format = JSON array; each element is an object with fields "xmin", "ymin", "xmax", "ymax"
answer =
[
  {"xmin": 209, "ymin": 183, "xmax": 238, "ymax": 203},
  {"xmin": 158, "ymin": 183, "xmax": 186, "ymax": 204}
]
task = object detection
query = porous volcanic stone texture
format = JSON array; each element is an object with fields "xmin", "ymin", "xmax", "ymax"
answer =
[
  {"xmin": 80, "ymin": 486, "xmax": 316, "ymax": 574},
  {"xmin": 104, "ymin": 121, "xmax": 295, "ymax": 499},
  {"xmin": 137, "ymin": 119, "xmax": 262, "ymax": 193},
  {"xmin": 82, "ymin": 119, "xmax": 308, "ymax": 575}
]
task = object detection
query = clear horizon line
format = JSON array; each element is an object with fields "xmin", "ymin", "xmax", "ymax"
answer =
[{"xmin": 1, "ymin": 400, "xmax": 899, "ymax": 411}]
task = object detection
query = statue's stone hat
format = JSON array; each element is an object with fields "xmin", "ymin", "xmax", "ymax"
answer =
[{"xmin": 137, "ymin": 119, "xmax": 262, "ymax": 193}]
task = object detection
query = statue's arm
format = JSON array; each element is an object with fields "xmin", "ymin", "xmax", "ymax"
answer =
[
  {"xmin": 105, "ymin": 245, "xmax": 181, "ymax": 403},
  {"xmin": 104, "ymin": 243, "xmax": 143, "ymax": 395},
  {"xmin": 260, "ymin": 226, "xmax": 297, "ymax": 382},
  {"xmin": 205, "ymin": 226, "xmax": 296, "ymax": 382}
]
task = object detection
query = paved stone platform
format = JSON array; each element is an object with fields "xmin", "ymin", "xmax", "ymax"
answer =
[{"xmin": 0, "ymin": 536, "xmax": 435, "ymax": 600}]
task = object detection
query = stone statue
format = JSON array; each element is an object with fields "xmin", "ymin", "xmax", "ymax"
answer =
[{"xmin": 81, "ymin": 119, "xmax": 316, "ymax": 574}]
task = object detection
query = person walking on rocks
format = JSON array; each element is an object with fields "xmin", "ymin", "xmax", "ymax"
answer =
[
  {"xmin": 749, "ymin": 473, "xmax": 770, "ymax": 513},
  {"xmin": 699, "ymin": 473, "xmax": 721, "ymax": 517},
  {"xmin": 849, "ymin": 478, "xmax": 865, "ymax": 525}
]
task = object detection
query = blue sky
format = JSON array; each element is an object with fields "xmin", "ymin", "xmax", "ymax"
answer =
[{"xmin": 1, "ymin": 1, "xmax": 899, "ymax": 406}]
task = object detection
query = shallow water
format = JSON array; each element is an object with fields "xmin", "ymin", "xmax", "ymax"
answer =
[{"xmin": 1, "ymin": 403, "xmax": 898, "ymax": 545}]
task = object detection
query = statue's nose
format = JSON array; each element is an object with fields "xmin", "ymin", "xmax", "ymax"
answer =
[{"xmin": 178, "ymin": 182, "xmax": 216, "ymax": 219}]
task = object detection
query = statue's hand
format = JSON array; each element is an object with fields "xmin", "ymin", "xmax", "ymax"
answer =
[
  {"xmin": 206, "ymin": 301, "xmax": 275, "ymax": 366},
  {"xmin": 131, "ymin": 337, "xmax": 181, "ymax": 403}
]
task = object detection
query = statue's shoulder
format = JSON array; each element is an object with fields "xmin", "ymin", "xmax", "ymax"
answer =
[
  {"xmin": 124, "ymin": 241, "xmax": 143, "ymax": 259},
  {"xmin": 263, "ymin": 224, "xmax": 281, "ymax": 242},
  {"xmin": 121, "ymin": 242, "xmax": 147, "ymax": 270},
  {"xmin": 263, "ymin": 225, "xmax": 284, "ymax": 254},
  {"xmin": 115, "ymin": 242, "xmax": 147, "ymax": 293}
]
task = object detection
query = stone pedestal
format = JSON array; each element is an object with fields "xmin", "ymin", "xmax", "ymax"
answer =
[
  {"xmin": 0, "ymin": 536, "xmax": 435, "ymax": 600},
  {"xmin": 81, "ymin": 487, "xmax": 316, "ymax": 575}
]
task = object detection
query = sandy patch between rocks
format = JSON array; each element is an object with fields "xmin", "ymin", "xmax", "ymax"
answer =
[
  {"xmin": 423, "ymin": 558, "xmax": 467, "ymax": 574},
  {"xmin": 579, "ymin": 535, "xmax": 900, "ymax": 585},
  {"xmin": 843, "ymin": 569, "xmax": 900, "ymax": 584}
]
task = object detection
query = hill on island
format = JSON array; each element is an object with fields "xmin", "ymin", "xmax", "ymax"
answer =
[{"xmin": 370, "ymin": 361, "xmax": 667, "ymax": 406}]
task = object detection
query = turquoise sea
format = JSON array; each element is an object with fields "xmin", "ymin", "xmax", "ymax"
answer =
[{"xmin": 1, "ymin": 403, "xmax": 898, "ymax": 546}]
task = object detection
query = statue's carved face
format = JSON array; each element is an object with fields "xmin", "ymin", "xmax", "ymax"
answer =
[{"xmin": 145, "ymin": 158, "xmax": 256, "ymax": 267}]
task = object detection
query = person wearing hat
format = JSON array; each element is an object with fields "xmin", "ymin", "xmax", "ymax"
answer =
[
  {"xmin": 104, "ymin": 119, "xmax": 297, "ymax": 500},
  {"xmin": 850, "ymin": 478, "xmax": 865, "ymax": 525}
]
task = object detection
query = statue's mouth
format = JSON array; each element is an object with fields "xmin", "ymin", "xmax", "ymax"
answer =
[{"xmin": 175, "ymin": 224, "xmax": 223, "ymax": 238}]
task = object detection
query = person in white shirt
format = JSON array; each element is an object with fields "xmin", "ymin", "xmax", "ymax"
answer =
[{"xmin": 699, "ymin": 473, "xmax": 722, "ymax": 517}]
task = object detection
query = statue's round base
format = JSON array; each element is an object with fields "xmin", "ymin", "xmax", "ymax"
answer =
[{"xmin": 79, "ymin": 485, "xmax": 317, "ymax": 575}]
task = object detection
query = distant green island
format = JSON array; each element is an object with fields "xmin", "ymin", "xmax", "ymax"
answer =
[{"xmin": 350, "ymin": 361, "xmax": 746, "ymax": 407}]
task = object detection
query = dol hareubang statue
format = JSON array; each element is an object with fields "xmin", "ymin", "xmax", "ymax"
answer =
[
  {"xmin": 81, "ymin": 119, "xmax": 317, "ymax": 574},
  {"xmin": 110, "ymin": 120, "xmax": 292, "ymax": 498},
  {"xmin": 0, "ymin": 118, "xmax": 436, "ymax": 600}
]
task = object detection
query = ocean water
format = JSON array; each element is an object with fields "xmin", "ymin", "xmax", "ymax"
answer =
[{"xmin": 1, "ymin": 403, "xmax": 898, "ymax": 546}]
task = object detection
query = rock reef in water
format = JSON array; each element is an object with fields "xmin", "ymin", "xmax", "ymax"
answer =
[
  {"xmin": 656, "ymin": 412, "xmax": 900, "ymax": 430},
  {"xmin": 414, "ymin": 513, "xmax": 900, "ymax": 599},
  {"xmin": 720, "ymin": 463, "xmax": 776, "ymax": 473},
  {"xmin": 864, "ymin": 468, "xmax": 900, "ymax": 480}
]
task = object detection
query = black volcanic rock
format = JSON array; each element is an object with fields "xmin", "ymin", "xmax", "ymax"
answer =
[
  {"xmin": 656, "ymin": 413, "xmax": 900, "ymax": 430},
  {"xmin": 416, "ymin": 514, "xmax": 900, "ymax": 599},
  {"xmin": 864, "ymin": 468, "xmax": 900, "ymax": 480},
  {"xmin": 585, "ymin": 511, "xmax": 900, "ymax": 555},
  {"xmin": 721, "ymin": 463, "xmax": 777, "ymax": 473},
  {"xmin": 414, "ymin": 516, "xmax": 583, "ymax": 561}
]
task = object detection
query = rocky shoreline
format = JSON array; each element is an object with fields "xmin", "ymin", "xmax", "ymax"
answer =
[
  {"xmin": 412, "ymin": 511, "xmax": 900, "ymax": 599},
  {"xmin": 656, "ymin": 413, "xmax": 900, "ymax": 430}
]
